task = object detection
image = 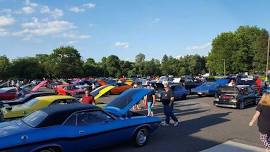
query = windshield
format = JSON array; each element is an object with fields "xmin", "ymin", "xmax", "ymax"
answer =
[
  {"xmin": 23, "ymin": 98, "xmax": 38, "ymax": 107},
  {"xmin": 22, "ymin": 110, "xmax": 48, "ymax": 128},
  {"xmin": 219, "ymin": 87, "xmax": 239, "ymax": 93}
]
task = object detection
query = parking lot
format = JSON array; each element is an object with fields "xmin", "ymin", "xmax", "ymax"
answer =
[{"xmin": 97, "ymin": 95, "xmax": 263, "ymax": 152}]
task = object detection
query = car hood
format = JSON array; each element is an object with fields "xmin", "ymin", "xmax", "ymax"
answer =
[
  {"xmin": 0, "ymin": 120, "xmax": 29, "ymax": 138},
  {"xmin": 91, "ymin": 85, "xmax": 115, "ymax": 100},
  {"xmin": 31, "ymin": 80, "xmax": 48, "ymax": 92},
  {"xmin": 105, "ymin": 88, "xmax": 152, "ymax": 116}
]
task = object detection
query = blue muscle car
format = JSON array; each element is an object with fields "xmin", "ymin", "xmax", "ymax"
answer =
[
  {"xmin": 0, "ymin": 88, "xmax": 160, "ymax": 152},
  {"xmin": 192, "ymin": 79, "xmax": 229, "ymax": 96}
]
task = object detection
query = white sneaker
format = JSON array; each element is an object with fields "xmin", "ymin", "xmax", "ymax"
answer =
[
  {"xmin": 173, "ymin": 121, "xmax": 179, "ymax": 127},
  {"xmin": 161, "ymin": 121, "xmax": 169, "ymax": 126}
]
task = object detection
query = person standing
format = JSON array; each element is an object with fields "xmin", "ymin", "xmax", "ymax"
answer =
[
  {"xmin": 145, "ymin": 85, "xmax": 156, "ymax": 116},
  {"xmin": 161, "ymin": 84, "xmax": 179, "ymax": 126},
  {"xmin": 249, "ymin": 92, "xmax": 270, "ymax": 152},
  {"xmin": 80, "ymin": 90, "xmax": 95, "ymax": 105},
  {"xmin": 15, "ymin": 84, "xmax": 24, "ymax": 98}
]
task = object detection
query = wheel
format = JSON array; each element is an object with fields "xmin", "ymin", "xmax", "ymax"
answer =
[
  {"xmin": 133, "ymin": 127, "xmax": 149, "ymax": 147},
  {"xmin": 182, "ymin": 95, "xmax": 187, "ymax": 100},
  {"xmin": 239, "ymin": 101, "xmax": 245, "ymax": 109},
  {"xmin": 36, "ymin": 147, "xmax": 60, "ymax": 152}
]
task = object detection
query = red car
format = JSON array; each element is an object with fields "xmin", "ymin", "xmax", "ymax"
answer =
[
  {"xmin": 56, "ymin": 84, "xmax": 85, "ymax": 98},
  {"xmin": 0, "ymin": 87, "xmax": 17, "ymax": 100},
  {"xmin": 0, "ymin": 80, "xmax": 48, "ymax": 101}
]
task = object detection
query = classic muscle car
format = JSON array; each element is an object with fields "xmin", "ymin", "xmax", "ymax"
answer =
[
  {"xmin": 0, "ymin": 95, "xmax": 78, "ymax": 120},
  {"xmin": 214, "ymin": 85, "xmax": 259, "ymax": 109},
  {"xmin": 155, "ymin": 84, "xmax": 188, "ymax": 101},
  {"xmin": 0, "ymin": 92, "xmax": 56, "ymax": 106},
  {"xmin": 0, "ymin": 88, "xmax": 160, "ymax": 152},
  {"xmin": 191, "ymin": 79, "xmax": 229, "ymax": 97},
  {"xmin": 90, "ymin": 85, "xmax": 115, "ymax": 101},
  {"xmin": 55, "ymin": 84, "xmax": 84, "ymax": 98}
]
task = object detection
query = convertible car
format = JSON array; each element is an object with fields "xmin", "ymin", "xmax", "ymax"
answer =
[
  {"xmin": 0, "ymin": 95, "xmax": 78, "ymax": 120},
  {"xmin": 0, "ymin": 92, "xmax": 56, "ymax": 106},
  {"xmin": 214, "ymin": 85, "xmax": 259, "ymax": 109},
  {"xmin": 0, "ymin": 89, "xmax": 161, "ymax": 152}
]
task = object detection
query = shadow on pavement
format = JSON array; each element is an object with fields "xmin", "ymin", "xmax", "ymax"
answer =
[{"xmin": 95, "ymin": 112, "xmax": 231, "ymax": 152}]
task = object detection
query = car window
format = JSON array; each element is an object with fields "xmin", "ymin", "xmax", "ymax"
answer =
[
  {"xmin": 24, "ymin": 98, "xmax": 39, "ymax": 107},
  {"xmin": 51, "ymin": 99, "xmax": 77, "ymax": 105},
  {"xmin": 7, "ymin": 89, "xmax": 16, "ymax": 93},
  {"xmin": 22, "ymin": 110, "xmax": 48, "ymax": 128},
  {"xmin": 63, "ymin": 114, "xmax": 77, "ymax": 126},
  {"xmin": 77, "ymin": 111, "xmax": 113, "ymax": 126}
]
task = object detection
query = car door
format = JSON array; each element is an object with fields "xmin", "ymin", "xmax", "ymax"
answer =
[{"xmin": 65, "ymin": 110, "xmax": 130, "ymax": 151}]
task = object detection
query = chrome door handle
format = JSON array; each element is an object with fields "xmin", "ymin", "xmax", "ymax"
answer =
[{"xmin": 79, "ymin": 130, "xmax": 85, "ymax": 134}]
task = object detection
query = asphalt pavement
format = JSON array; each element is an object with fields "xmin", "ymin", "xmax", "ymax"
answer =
[{"xmin": 96, "ymin": 95, "xmax": 264, "ymax": 152}]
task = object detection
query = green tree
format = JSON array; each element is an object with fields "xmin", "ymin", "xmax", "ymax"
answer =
[
  {"xmin": 0, "ymin": 55, "xmax": 10, "ymax": 79},
  {"xmin": 9, "ymin": 57, "xmax": 44, "ymax": 79},
  {"xmin": 49, "ymin": 46, "xmax": 84, "ymax": 78}
]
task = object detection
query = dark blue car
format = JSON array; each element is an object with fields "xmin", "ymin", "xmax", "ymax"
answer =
[
  {"xmin": 192, "ymin": 79, "xmax": 229, "ymax": 96},
  {"xmin": 214, "ymin": 85, "xmax": 259, "ymax": 109},
  {"xmin": 0, "ymin": 88, "xmax": 160, "ymax": 152}
]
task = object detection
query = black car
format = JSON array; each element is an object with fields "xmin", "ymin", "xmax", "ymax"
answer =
[
  {"xmin": 0, "ymin": 92, "xmax": 56, "ymax": 107},
  {"xmin": 214, "ymin": 85, "xmax": 259, "ymax": 109}
]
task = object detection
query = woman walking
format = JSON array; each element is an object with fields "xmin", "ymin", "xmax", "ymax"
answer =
[{"xmin": 249, "ymin": 92, "xmax": 270, "ymax": 152}]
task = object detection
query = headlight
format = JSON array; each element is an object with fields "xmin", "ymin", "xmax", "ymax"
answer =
[
  {"xmin": 214, "ymin": 98, "xmax": 219, "ymax": 101},
  {"xmin": 231, "ymin": 99, "xmax": 237, "ymax": 103}
]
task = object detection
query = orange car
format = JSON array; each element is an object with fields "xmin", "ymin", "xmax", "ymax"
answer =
[{"xmin": 110, "ymin": 83, "xmax": 132, "ymax": 95}]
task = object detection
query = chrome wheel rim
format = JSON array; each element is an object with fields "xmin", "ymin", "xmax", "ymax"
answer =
[{"xmin": 136, "ymin": 130, "xmax": 146, "ymax": 145}]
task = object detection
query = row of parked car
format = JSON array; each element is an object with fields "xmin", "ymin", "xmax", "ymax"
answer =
[{"xmin": 0, "ymin": 80, "xmax": 161, "ymax": 152}]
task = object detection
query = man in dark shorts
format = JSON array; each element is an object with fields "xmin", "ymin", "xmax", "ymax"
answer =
[{"xmin": 161, "ymin": 83, "xmax": 179, "ymax": 126}]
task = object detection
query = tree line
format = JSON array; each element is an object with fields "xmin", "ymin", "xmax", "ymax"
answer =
[
  {"xmin": 0, "ymin": 47, "xmax": 207, "ymax": 79},
  {"xmin": 0, "ymin": 25, "xmax": 268, "ymax": 80}
]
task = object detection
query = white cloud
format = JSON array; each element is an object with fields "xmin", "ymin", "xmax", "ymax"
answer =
[
  {"xmin": 69, "ymin": 7, "xmax": 85, "ymax": 13},
  {"xmin": 51, "ymin": 8, "xmax": 63, "ymax": 18},
  {"xmin": 14, "ymin": 19, "xmax": 76, "ymax": 39},
  {"xmin": 186, "ymin": 42, "xmax": 211, "ymax": 51},
  {"xmin": 40, "ymin": 6, "xmax": 63, "ymax": 18},
  {"xmin": 25, "ymin": 0, "xmax": 38, "ymax": 7},
  {"xmin": 0, "ymin": 28, "xmax": 9, "ymax": 36},
  {"xmin": 40, "ymin": 6, "xmax": 50, "ymax": 13},
  {"xmin": 115, "ymin": 42, "xmax": 129, "ymax": 49},
  {"xmin": 62, "ymin": 33, "xmax": 91, "ymax": 39},
  {"xmin": 0, "ymin": 16, "xmax": 15, "ymax": 27},
  {"xmin": 83, "ymin": 3, "xmax": 96, "ymax": 9},
  {"xmin": 22, "ymin": 6, "xmax": 35, "ymax": 14},
  {"xmin": 69, "ymin": 3, "xmax": 95, "ymax": 13}
]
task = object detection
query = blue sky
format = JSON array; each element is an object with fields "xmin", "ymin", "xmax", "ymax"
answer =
[{"xmin": 0, "ymin": 0, "xmax": 269, "ymax": 61}]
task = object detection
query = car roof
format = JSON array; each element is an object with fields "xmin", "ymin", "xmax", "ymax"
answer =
[{"xmin": 38, "ymin": 103, "xmax": 101, "ymax": 127}]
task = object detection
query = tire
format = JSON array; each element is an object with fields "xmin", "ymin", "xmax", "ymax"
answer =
[
  {"xmin": 239, "ymin": 101, "xmax": 245, "ymax": 109},
  {"xmin": 182, "ymin": 95, "xmax": 187, "ymax": 100},
  {"xmin": 133, "ymin": 127, "xmax": 149, "ymax": 147},
  {"xmin": 36, "ymin": 147, "xmax": 61, "ymax": 152}
]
